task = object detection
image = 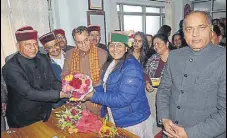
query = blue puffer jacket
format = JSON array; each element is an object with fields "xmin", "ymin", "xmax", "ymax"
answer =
[{"xmin": 91, "ymin": 55, "xmax": 151, "ymax": 128}]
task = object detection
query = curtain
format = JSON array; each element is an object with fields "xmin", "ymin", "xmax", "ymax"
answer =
[
  {"xmin": 1, "ymin": 0, "xmax": 50, "ymax": 67},
  {"xmin": 1, "ymin": 0, "xmax": 17, "ymax": 67}
]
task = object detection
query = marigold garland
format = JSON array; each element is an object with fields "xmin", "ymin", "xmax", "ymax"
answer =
[{"xmin": 70, "ymin": 45, "xmax": 101, "ymax": 85}]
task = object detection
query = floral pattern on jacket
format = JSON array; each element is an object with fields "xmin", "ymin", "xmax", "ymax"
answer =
[{"xmin": 144, "ymin": 53, "xmax": 166, "ymax": 78}]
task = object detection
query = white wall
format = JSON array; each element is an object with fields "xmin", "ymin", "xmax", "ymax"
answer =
[
  {"xmin": 52, "ymin": 0, "xmax": 226, "ymax": 44},
  {"xmin": 52, "ymin": 0, "xmax": 88, "ymax": 46},
  {"xmin": 51, "ymin": 0, "xmax": 164, "ymax": 45},
  {"xmin": 172, "ymin": 0, "xmax": 192, "ymax": 34}
]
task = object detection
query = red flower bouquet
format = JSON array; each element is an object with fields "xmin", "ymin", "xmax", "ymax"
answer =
[
  {"xmin": 55, "ymin": 104, "xmax": 103, "ymax": 134},
  {"xmin": 76, "ymin": 110, "xmax": 103, "ymax": 133},
  {"xmin": 62, "ymin": 73, "xmax": 93, "ymax": 101},
  {"xmin": 55, "ymin": 104, "xmax": 119, "ymax": 137},
  {"xmin": 55, "ymin": 104, "xmax": 83, "ymax": 131}
]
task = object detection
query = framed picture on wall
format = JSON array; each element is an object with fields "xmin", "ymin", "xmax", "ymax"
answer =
[
  {"xmin": 87, "ymin": 11, "xmax": 106, "ymax": 45},
  {"xmin": 88, "ymin": 0, "xmax": 103, "ymax": 11}
]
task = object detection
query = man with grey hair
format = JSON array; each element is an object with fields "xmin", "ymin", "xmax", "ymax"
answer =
[
  {"xmin": 157, "ymin": 11, "xmax": 226, "ymax": 138},
  {"xmin": 62, "ymin": 26, "xmax": 107, "ymax": 115}
]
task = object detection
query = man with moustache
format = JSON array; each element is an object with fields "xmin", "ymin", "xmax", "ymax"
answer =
[
  {"xmin": 39, "ymin": 32, "xmax": 68, "ymax": 108},
  {"xmin": 87, "ymin": 25, "xmax": 107, "ymax": 51},
  {"xmin": 156, "ymin": 11, "xmax": 226, "ymax": 138},
  {"xmin": 87, "ymin": 25, "xmax": 112, "ymax": 61},
  {"xmin": 2, "ymin": 27, "xmax": 69, "ymax": 128},
  {"xmin": 62, "ymin": 26, "xmax": 107, "ymax": 115},
  {"xmin": 39, "ymin": 32, "xmax": 64, "ymax": 80},
  {"xmin": 53, "ymin": 29, "xmax": 74, "ymax": 52},
  {"xmin": 5, "ymin": 26, "xmax": 47, "ymax": 61}
]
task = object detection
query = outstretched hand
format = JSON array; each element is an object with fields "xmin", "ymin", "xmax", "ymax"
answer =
[
  {"xmin": 81, "ymin": 90, "xmax": 95, "ymax": 102},
  {"xmin": 60, "ymin": 91, "xmax": 71, "ymax": 99}
]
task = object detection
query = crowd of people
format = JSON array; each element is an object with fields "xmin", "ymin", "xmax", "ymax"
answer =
[{"xmin": 1, "ymin": 11, "xmax": 226, "ymax": 138}]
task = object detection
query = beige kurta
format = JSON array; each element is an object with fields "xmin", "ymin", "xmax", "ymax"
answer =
[{"xmin": 62, "ymin": 47, "xmax": 108, "ymax": 114}]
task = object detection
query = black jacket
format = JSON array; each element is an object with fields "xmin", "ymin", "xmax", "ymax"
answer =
[{"xmin": 2, "ymin": 53, "xmax": 61, "ymax": 128}]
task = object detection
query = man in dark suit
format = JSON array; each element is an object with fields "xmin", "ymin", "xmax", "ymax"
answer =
[
  {"xmin": 2, "ymin": 26, "xmax": 69, "ymax": 128},
  {"xmin": 1, "ymin": 74, "xmax": 8, "ymax": 132},
  {"xmin": 5, "ymin": 26, "xmax": 47, "ymax": 62}
]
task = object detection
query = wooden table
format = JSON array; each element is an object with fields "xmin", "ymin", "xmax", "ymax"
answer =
[{"xmin": 1, "ymin": 104, "xmax": 139, "ymax": 138}]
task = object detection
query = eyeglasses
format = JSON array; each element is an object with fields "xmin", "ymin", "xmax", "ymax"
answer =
[
  {"xmin": 109, "ymin": 43, "xmax": 125, "ymax": 48},
  {"xmin": 75, "ymin": 38, "xmax": 89, "ymax": 45},
  {"xmin": 56, "ymin": 35, "xmax": 65, "ymax": 40},
  {"xmin": 45, "ymin": 43, "xmax": 59, "ymax": 51}
]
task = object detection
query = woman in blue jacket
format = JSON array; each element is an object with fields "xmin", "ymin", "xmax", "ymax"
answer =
[{"xmin": 84, "ymin": 32, "xmax": 153, "ymax": 137}]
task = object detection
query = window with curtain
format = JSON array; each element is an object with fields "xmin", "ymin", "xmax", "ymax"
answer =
[{"xmin": 1, "ymin": 0, "xmax": 51, "ymax": 67}]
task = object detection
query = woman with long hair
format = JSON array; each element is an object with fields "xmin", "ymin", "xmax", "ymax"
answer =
[{"xmin": 131, "ymin": 31, "xmax": 150, "ymax": 66}]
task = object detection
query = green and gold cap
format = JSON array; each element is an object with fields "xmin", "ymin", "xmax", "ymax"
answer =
[{"xmin": 111, "ymin": 33, "xmax": 129, "ymax": 46}]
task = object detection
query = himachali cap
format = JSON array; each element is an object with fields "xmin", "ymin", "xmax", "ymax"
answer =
[
  {"xmin": 87, "ymin": 25, "xmax": 101, "ymax": 33},
  {"xmin": 15, "ymin": 27, "xmax": 38, "ymax": 42},
  {"xmin": 39, "ymin": 32, "xmax": 56, "ymax": 45},
  {"xmin": 53, "ymin": 29, "xmax": 65, "ymax": 36},
  {"xmin": 111, "ymin": 33, "xmax": 129, "ymax": 46}
]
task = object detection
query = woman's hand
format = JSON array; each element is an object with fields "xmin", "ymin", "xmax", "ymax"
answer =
[
  {"xmin": 81, "ymin": 89, "xmax": 95, "ymax": 102},
  {"xmin": 146, "ymin": 81, "xmax": 154, "ymax": 93}
]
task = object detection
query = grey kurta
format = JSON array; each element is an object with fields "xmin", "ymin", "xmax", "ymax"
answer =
[{"xmin": 157, "ymin": 44, "xmax": 226, "ymax": 138}]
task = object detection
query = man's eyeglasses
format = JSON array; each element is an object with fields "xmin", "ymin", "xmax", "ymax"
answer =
[
  {"xmin": 56, "ymin": 35, "xmax": 65, "ymax": 40},
  {"xmin": 109, "ymin": 43, "xmax": 124, "ymax": 48},
  {"xmin": 75, "ymin": 38, "xmax": 89, "ymax": 45},
  {"xmin": 45, "ymin": 43, "xmax": 59, "ymax": 51}
]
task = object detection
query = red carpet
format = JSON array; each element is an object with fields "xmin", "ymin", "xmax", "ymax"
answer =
[{"xmin": 154, "ymin": 130, "xmax": 162, "ymax": 138}]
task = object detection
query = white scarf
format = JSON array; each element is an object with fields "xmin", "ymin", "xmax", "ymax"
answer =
[{"xmin": 103, "ymin": 60, "xmax": 116, "ymax": 124}]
